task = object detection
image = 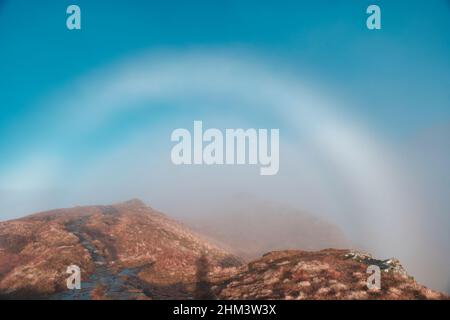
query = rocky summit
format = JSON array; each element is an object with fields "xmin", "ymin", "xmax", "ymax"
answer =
[{"xmin": 0, "ymin": 200, "xmax": 447, "ymax": 300}]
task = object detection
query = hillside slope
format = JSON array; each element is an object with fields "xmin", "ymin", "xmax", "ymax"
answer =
[
  {"xmin": 0, "ymin": 200, "xmax": 447, "ymax": 300},
  {"xmin": 0, "ymin": 199, "xmax": 240, "ymax": 299}
]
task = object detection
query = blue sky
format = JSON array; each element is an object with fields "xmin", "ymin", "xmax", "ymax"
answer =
[{"xmin": 1, "ymin": 0, "xmax": 449, "ymax": 150}]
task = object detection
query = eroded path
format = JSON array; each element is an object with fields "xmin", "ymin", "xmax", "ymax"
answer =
[{"xmin": 50, "ymin": 218, "xmax": 148, "ymax": 300}]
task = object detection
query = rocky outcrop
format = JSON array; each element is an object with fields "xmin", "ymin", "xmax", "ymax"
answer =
[{"xmin": 210, "ymin": 249, "xmax": 448, "ymax": 300}]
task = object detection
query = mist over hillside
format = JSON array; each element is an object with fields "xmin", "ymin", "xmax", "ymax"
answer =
[{"xmin": 180, "ymin": 196, "xmax": 349, "ymax": 260}]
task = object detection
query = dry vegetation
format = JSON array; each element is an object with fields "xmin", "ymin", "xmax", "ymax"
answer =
[{"xmin": 0, "ymin": 200, "xmax": 447, "ymax": 300}]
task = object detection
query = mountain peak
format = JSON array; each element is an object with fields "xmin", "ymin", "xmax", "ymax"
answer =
[
  {"xmin": 0, "ymin": 201, "xmax": 240, "ymax": 299},
  {"xmin": 120, "ymin": 198, "xmax": 147, "ymax": 208}
]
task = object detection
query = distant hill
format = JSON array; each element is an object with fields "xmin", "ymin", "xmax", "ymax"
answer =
[{"xmin": 182, "ymin": 199, "xmax": 349, "ymax": 260}]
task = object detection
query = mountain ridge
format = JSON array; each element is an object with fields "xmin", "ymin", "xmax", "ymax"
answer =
[{"xmin": 0, "ymin": 199, "xmax": 447, "ymax": 300}]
